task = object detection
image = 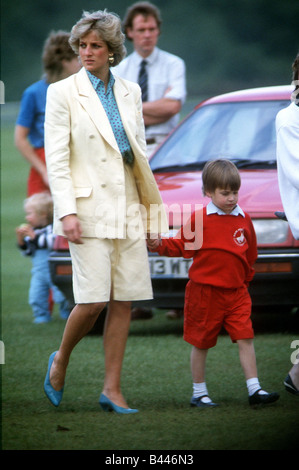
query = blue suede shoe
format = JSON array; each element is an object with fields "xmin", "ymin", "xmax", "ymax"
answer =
[
  {"xmin": 99, "ymin": 393, "xmax": 138, "ymax": 414},
  {"xmin": 44, "ymin": 351, "xmax": 64, "ymax": 407}
]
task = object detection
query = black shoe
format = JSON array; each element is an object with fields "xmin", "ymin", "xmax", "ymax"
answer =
[
  {"xmin": 284, "ymin": 374, "xmax": 299, "ymax": 396},
  {"xmin": 190, "ymin": 395, "xmax": 219, "ymax": 408},
  {"xmin": 249, "ymin": 389, "xmax": 279, "ymax": 406}
]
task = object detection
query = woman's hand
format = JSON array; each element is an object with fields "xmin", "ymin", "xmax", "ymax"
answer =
[
  {"xmin": 61, "ymin": 214, "xmax": 83, "ymax": 244},
  {"xmin": 146, "ymin": 233, "xmax": 161, "ymax": 251}
]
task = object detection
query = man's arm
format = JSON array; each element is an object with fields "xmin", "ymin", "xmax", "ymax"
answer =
[
  {"xmin": 142, "ymin": 97, "xmax": 181, "ymax": 126},
  {"xmin": 14, "ymin": 125, "xmax": 49, "ymax": 187}
]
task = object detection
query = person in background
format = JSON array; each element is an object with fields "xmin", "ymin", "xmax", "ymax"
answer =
[
  {"xmin": 15, "ymin": 31, "xmax": 80, "ymax": 196},
  {"xmin": 276, "ymin": 52, "xmax": 299, "ymax": 239},
  {"xmin": 114, "ymin": 1, "xmax": 186, "ymax": 320},
  {"xmin": 147, "ymin": 159, "xmax": 280, "ymax": 407},
  {"xmin": 276, "ymin": 51, "xmax": 299, "ymax": 397},
  {"xmin": 43, "ymin": 10, "xmax": 168, "ymax": 413},
  {"xmin": 114, "ymin": 1, "xmax": 186, "ymax": 156},
  {"xmin": 284, "ymin": 357, "xmax": 299, "ymax": 396},
  {"xmin": 16, "ymin": 192, "xmax": 70, "ymax": 324}
]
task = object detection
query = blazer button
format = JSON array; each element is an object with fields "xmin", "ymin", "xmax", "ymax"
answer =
[
  {"xmin": 101, "ymin": 183, "xmax": 106, "ymax": 188},
  {"xmin": 89, "ymin": 134, "xmax": 95, "ymax": 139}
]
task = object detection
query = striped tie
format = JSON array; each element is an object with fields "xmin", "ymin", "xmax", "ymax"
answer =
[{"xmin": 138, "ymin": 59, "xmax": 148, "ymax": 102}]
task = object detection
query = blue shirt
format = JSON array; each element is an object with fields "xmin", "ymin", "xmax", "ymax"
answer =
[
  {"xmin": 16, "ymin": 79, "xmax": 49, "ymax": 148},
  {"xmin": 87, "ymin": 70, "xmax": 133, "ymax": 163}
]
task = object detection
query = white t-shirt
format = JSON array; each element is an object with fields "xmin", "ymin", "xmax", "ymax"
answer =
[
  {"xmin": 276, "ymin": 101, "xmax": 299, "ymax": 239},
  {"xmin": 113, "ymin": 47, "xmax": 186, "ymax": 138}
]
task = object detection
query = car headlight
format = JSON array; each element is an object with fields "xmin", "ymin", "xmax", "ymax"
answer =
[{"xmin": 252, "ymin": 219, "xmax": 289, "ymax": 244}]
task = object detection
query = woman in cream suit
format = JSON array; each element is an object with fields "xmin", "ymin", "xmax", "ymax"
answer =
[{"xmin": 43, "ymin": 10, "xmax": 168, "ymax": 414}]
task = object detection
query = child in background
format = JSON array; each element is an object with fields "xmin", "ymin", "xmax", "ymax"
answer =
[
  {"xmin": 16, "ymin": 192, "xmax": 70, "ymax": 324},
  {"xmin": 147, "ymin": 159, "xmax": 279, "ymax": 407}
]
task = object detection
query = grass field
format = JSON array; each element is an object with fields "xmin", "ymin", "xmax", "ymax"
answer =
[{"xmin": 1, "ymin": 122, "xmax": 298, "ymax": 451}]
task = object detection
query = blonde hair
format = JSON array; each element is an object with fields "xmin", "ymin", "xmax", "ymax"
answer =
[
  {"xmin": 24, "ymin": 192, "xmax": 53, "ymax": 224},
  {"xmin": 202, "ymin": 159, "xmax": 241, "ymax": 196},
  {"xmin": 69, "ymin": 10, "xmax": 126, "ymax": 66}
]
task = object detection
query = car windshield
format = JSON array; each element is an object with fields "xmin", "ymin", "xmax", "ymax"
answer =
[{"xmin": 150, "ymin": 100, "xmax": 289, "ymax": 172}]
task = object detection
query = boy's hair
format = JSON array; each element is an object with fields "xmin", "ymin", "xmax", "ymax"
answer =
[
  {"xmin": 202, "ymin": 159, "xmax": 241, "ymax": 196},
  {"xmin": 24, "ymin": 192, "xmax": 53, "ymax": 224}
]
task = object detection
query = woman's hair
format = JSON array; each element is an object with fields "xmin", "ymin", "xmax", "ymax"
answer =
[
  {"xmin": 292, "ymin": 52, "xmax": 299, "ymax": 82},
  {"xmin": 69, "ymin": 10, "xmax": 126, "ymax": 66},
  {"xmin": 122, "ymin": 1, "xmax": 162, "ymax": 39},
  {"xmin": 24, "ymin": 192, "xmax": 53, "ymax": 224},
  {"xmin": 42, "ymin": 30, "xmax": 77, "ymax": 82},
  {"xmin": 202, "ymin": 159, "xmax": 241, "ymax": 196},
  {"xmin": 292, "ymin": 52, "xmax": 299, "ymax": 100}
]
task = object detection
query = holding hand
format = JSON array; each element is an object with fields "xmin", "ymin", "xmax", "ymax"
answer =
[{"xmin": 146, "ymin": 233, "xmax": 161, "ymax": 251}]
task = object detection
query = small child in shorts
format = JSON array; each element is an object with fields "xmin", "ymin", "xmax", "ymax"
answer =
[
  {"xmin": 16, "ymin": 192, "xmax": 70, "ymax": 323},
  {"xmin": 147, "ymin": 159, "xmax": 279, "ymax": 407}
]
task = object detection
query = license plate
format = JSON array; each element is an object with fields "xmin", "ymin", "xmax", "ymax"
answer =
[{"xmin": 149, "ymin": 256, "xmax": 192, "ymax": 278}]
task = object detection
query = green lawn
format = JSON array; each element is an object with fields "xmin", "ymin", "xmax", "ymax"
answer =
[{"xmin": 1, "ymin": 124, "xmax": 298, "ymax": 451}]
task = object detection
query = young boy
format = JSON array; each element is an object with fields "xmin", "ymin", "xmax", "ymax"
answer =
[
  {"xmin": 147, "ymin": 159, "xmax": 279, "ymax": 407},
  {"xmin": 16, "ymin": 192, "xmax": 70, "ymax": 323}
]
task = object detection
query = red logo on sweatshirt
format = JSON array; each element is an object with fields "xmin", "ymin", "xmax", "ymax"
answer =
[{"xmin": 233, "ymin": 228, "xmax": 246, "ymax": 246}]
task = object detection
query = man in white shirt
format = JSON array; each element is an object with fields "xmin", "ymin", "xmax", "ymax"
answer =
[
  {"xmin": 114, "ymin": 1, "xmax": 186, "ymax": 156},
  {"xmin": 276, "ymin": 52, "xmax": 299, "ymax": 397},
  {"xmin": 276, "ymin": 53, "xmax": 299, "ymax": 239},
  {"xmin": 114, "ymin": 2, "xmax": 186, "ymax": 320}
]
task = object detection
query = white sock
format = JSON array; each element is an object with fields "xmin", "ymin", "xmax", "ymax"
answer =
[
  {"xmin": 193, "ymin": 382, "xmax": 212, "ymax": 403},
  {"xmin": 246, "ymin": 377, "xmax": 267, "ymax": 396}
]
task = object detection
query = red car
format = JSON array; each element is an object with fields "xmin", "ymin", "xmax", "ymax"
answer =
[{"xmin": 49, "ymin": 85, "xmax": 299, "ymax": 311}]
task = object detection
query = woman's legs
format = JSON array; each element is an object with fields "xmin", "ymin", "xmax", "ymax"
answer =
[
  {"xmin": 49, "ymin": 302, "xmax": 105, "ymax": 391},
  {"xmin": 49, "ymin": 299, "xmax": 133, "ymax": 408},
  {"xmin": 102, "ymin": 299, "xmax": 132, "ymax": 408}
]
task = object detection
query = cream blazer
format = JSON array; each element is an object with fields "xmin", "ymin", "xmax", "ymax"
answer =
[{"xmin": 45, "ymin": 68, "xmax": 168, "ymax": 238}]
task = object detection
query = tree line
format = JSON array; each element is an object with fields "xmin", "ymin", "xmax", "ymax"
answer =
[{"xmin": 2, "ymin": 0, "xmax": 299, "ymax": 102}]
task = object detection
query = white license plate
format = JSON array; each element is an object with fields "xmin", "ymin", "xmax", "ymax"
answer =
[{"xmin": 149, "ymin": 256, "xmax": 192, "ymax": 278}]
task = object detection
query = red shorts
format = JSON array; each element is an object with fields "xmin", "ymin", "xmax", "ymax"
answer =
[
  {"xmin": 27, "ymin": 148, "xmax": 49, "ymax": 196},
  {"xmin": 183, "ymin": 281, "xmax": 254, "ymax": 349}
]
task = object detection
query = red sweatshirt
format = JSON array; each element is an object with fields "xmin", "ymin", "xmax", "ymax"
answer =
[{"xmin": 155, "ymin": 207, "xmax": 257, "ymax": 289}]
